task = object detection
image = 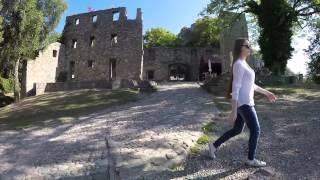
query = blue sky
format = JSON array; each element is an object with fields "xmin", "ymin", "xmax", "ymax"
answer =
[
  {"xmin": 55, "ymin": 0, "xmax": 212, "ymax": 34},
  {"xmin": 55, "ymin": 0, "xmax": 309, "ymax": 75}
]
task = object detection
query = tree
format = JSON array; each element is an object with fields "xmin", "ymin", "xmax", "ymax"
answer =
[
  {"xmin": 178, "ymin": 16, "xmax": 222, "ymax": 47},
  {"xmin": 144, "ymin": 28, "xmax": 181, "ymax": 48},
  {"xmin": 0, "ymin": 0, "xmax": 67, "ymax": 101},
  {"xmin": 203, "ymin": 0, "xmax": 320, "ymax": 75},
  {"xmin": 42, "ymin": 31, "xmax": 62, "ymax": 50},
  {"xmin": 306, "ymin": 19, "xmax": 320, "ymax": 83},
  {"xmin": 37, "ymin": 0, "xmax": 67, "ymax": 48},
  {"xmin": 254, "ymin": 0, "xmax": 296, "ymax": 75},
  {"xmin": 0, "ymin": 0, "xmax": 3, "ymax": 44}
]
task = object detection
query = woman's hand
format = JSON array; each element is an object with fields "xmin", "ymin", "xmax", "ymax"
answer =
[
  {"xmin": 266, "ymin": 91, "xmax": 278, "ymax": 103},
  {"xmin": 228, "ymin": 110, "xmax": 237, "ymax": 122}
]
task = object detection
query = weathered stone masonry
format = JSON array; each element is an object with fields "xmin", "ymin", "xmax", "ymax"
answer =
[
  {"xmin": 22, "ymin": 8, "xmax": 249, "ymax": 95},
  {"xmin": 60, "ymin": 7, "xmax": 143, "ymax": 81}
]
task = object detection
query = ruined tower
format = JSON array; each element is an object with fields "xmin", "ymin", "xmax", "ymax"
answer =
[{"xmin": 59, "ymin": 7, "xmax": 144, "ymax": 81}]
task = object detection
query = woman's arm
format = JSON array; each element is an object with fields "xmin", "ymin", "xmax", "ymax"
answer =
[
  {"xmin": 229, "ymin": 99, "xmax": 238, "ymax": 121},
  {"xmin": 229, "ymin": 62, "xmax": 245, "ymax": 121},
  {"xmin": 254, "ymin": 83, "xmax": 278, "ymax": 102}
]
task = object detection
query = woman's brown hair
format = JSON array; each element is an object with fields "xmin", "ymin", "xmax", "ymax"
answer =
[{"xmin": 226, "ymin": 38, "xmax": 248, "ymax": 99}]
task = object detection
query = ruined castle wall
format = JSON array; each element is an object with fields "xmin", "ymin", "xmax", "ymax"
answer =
[
  {"xmin": 62, "ymin": 7, "xmax": 143, "ymax": 82},
  {"xmin": 143, "ymin": 47, "xmax": 221, "ymax": 81},
  {"xmin": 23, "ymin": 42, "xmax": 65, "ymax": 95}
]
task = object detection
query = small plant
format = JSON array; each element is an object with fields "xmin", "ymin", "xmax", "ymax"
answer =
[
  {"xmin": 196, "ymin": 134, "xmax": 210, "ymax": 144},
  {"xmin": 0, "ymin": 76, "xmax": 14, "ymax": 94},
  {"xmin": 202, "ymin": 122, "xmax": 215, "ymax": 134},
  {"xmin": 190, "ymin": 145, "xmax": 201, "ymax": 154}
]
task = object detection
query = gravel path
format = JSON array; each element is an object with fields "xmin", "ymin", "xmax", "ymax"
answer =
[
  {"xmin": 142, "ymin": 86, "xmax": 320, "ymax": 180},
  {"xmin": 0, "ymin": 82, "xmax": 218, "ymax": 180}
]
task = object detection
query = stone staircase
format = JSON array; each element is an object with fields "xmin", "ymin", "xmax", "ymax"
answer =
[{"xmin": 201, "ymin": 73, "xmax": 231, "ymax": 95}]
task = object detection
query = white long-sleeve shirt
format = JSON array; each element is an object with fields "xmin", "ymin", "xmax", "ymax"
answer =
[{"xmin": 231, "ymin": 59, "xmax": 258, "ymax": 108}]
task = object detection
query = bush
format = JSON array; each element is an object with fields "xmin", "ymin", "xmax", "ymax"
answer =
[{"xmin": 0, "ymin": 76, "xmax": 14, "ymax": 94}]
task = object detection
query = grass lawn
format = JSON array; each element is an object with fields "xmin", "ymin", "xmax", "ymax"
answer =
[{"xmin": 0, "ymin": 89, "xmax": 139, "ymax": 130}]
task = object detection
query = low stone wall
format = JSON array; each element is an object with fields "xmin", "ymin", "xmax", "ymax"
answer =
[
  {"xmin": 256, "ymin": 74, "xmax": 303, "ymax": 86},
  {"xmin": 34, "ymin": 79, "xmax": 158, "ymax": 96},
  {"xmin": 35, "ymin": 80, "xmax": 112, "ymax": 95},
  {"xmin": 112, "ymin": 79, "xmax": 157, "ymax": 92}
]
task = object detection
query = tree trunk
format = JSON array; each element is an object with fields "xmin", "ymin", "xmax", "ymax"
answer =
[{"xmin": 14, "ymin": 58, "xmax": 21, "ymax": 102}]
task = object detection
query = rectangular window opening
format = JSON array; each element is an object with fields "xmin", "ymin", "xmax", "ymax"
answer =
[
  {"xmin": 90, "ymin": 36, "xmax": 95, "ymax": 47},
  {"xmin": 72, "ymin": 39, "xmax": 77, "ymax": 49},
  {"xmin": 53, "ymin": 50, "xmax": 57, "ymax": 57},
  {"xmin": 70, "ymin": 61, "xmax": 75, "ymax": 79},
  {"xmin": 147, "ymin": 70, "xmax": 154, "ymax": 80},
  {"xmin": 88, "ymin": 60, "xmax": 94, "ymax": 68},
  {"xmin": 113, "ymin": 11, "xmax": 120, "ymax": 21},
  {"xmin": 111, "ymin": 34, "xmax": 118, "ymax": 46},
  {"xmin": 92, "ymin": 15, "xmax": 97, "ymax": 23}
]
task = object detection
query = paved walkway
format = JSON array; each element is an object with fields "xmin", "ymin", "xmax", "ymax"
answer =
[{"xmin": 0, "ymin": 82, "xmax": 218, "ymax": 179}]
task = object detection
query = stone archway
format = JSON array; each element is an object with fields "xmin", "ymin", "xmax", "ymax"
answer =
[
  {"xmin": 199, "ymin": 55, "xmax": 222, "ymax": 81},
  {"xmin": 168, "ymin": 63, "xmax": 190, "ymax": 81}
]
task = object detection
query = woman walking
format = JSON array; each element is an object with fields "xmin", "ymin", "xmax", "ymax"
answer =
[{"xmin": 208, "ymin": 38, "xmax": 278, "ymax": 167}]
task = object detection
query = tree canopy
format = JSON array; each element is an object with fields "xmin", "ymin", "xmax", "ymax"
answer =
[
  {"xmin": 144, "ymin": 17, "xmax": 223, "ymax": 48},
  {"xmin": 144, "ymin": 28, "xmax": 180, "ymax": 48},
  {"xmin": 306, "ymin": 19, "xmax": 320, "ymax": 83},
  {"xmin": 178, "ymin": 16, "xmax": 222, "ymax": 47},
  {"xmin": 203, "ymin": 0, "xmax": 320, "ymax": 75}
]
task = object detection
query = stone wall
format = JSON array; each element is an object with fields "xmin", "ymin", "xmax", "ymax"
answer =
[
  {"xmin": 61, "ymin": 7, "xmax": 143, "ymax": 82},
  {"xmin": 143, "ymin": 47, "xmax": 222, "ymax": 81},
  {"xmin": 35, "ymin": 80, "xmax": 112, "ymax": 95},
  {"xmin": 22, "ymin": 42, "xmax": 65, "ymax": 96},
  {"xmin": 256, "ymin": 75, "xmax": 303, "ymax": 86},
  {"xmin": 22, "ymin": 8, "xmax": 251, "ymax": 96},
  {"xmin": 219, "ymin": 12, "xmax": 249, "ymax": 72}
]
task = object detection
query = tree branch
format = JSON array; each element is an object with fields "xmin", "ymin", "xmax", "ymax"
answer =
[
  {"xmin": 296, "ymin": 4, "xmax": 319, "ymax": 13},
  {"xmin": 292, "ymin": 0, "xmax": 302, "ymax": 9},
  {"xmin": 299, "ymin": 10, "xmax": 320, "ymax": 17}
]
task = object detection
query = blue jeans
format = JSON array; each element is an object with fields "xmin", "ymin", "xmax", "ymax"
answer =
[{"xmin": 213, "ymin": 104, "xmax": 261, "ymax": 160}]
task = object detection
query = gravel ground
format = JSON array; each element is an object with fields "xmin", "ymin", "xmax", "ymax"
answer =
[
  {"xmin": 0, "ymin": 82, "xmax": 219, "ymax": 180},
  {"xmin": 141, "ymin": 86, "xmax": 320, "ymax": 180},
  {"xmin": 1, "ymin": 83, "xmax": 318, "ymax": 180}
]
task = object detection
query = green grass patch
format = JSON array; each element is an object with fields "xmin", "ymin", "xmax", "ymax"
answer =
[
  {"xmin": 190, "ymin": 145, "xmax": 201, "ymax": 154},
  {"xmin": 196, "ymin": 134, "xmax": 210, "ymax": 145},
  {"xmin": 0, "ymin": 76, "xmax": 14, "ymax": 94},
  {"xmin": 213, "ymin": 96, "xmax": 230, "ymax": 112},
  {"xmin": 0, "ymin": 89, "xmax": 139, "ymax": 129},
  {"xmin": 202, "ymin": 122, "xmax": 215, "ymax": 134}
]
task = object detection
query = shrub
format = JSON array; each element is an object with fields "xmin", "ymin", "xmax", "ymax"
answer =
[{"xmin": 0, "ymin": 76, "xmax": 14, "ymax": 94}]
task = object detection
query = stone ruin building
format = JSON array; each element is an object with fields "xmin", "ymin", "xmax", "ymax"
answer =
[{"xmin": 21, "ymin": 7, "xmax": 251, "ymax": 96}]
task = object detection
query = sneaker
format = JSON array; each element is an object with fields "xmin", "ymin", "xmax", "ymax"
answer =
[
  {"xmin": 208, "ymin": 143, "xmax": 217, "ymax": 159},
  {"xmin": 245, "ymin": 159, "xmax": 267, "ymax": 167}
]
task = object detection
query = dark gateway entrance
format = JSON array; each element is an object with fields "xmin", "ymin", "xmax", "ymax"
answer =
[
  {"xmin": 199, "ymin": 56, "xmax": 222, "ymax": 81},
  {"xmin": 168, "ymin": 63, "xmax": 190, "ymax": 81}
]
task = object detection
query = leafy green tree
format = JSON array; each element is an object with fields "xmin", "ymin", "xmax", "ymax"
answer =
[
  {"xmin": 178, "ymin": 16, "xmax": 222, "ymax": 47},
  {"xmin": 0, "ymin": 0, "xmax": 67, "ymax": 101},
  {"xmin": 0, "ymin": 0, "xmax": 3, "ymax": 44},
  {"xmin": 203, "ymin": 0, "xmax": 320, "ymax": 75},
  {"xmin": 144, "ymin": 28, "xmax": 181, "ymax": 48},
  {"xmin": 306, "ymin": 19, "xmax": 320, "ymax": 83},
  {"xmin": 253, "ymin": 0, "xmax": 296, "ymax": 75}
]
